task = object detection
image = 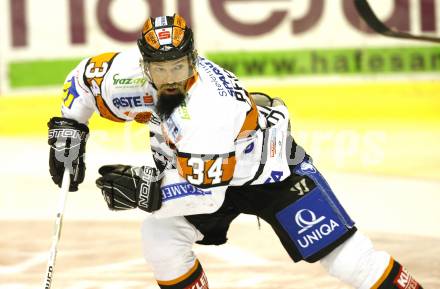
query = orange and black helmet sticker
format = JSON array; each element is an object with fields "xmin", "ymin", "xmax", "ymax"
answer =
[
  {"xmin": 141, "ymin": 18, "xmax": 160, "ymax": 49},
  {"xmin": 172, "ymin": 26, "xmax": 185, "ymax": 47},
  {"xmin": 145, "ymin": 30, "xmax": 160, "ymax": 49},
  {"xmin": 172, "ymin": 15, "xmax": 187, "ymax": 47},
  {"xmin": 173, "ymin": 14, "xmax": 187, "ymax": 29},
  {"xmin": 142, "ymin": 17, "xmax": 153, "ymax": 34}
]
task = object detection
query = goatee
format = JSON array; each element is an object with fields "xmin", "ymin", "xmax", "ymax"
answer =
[{"xmin": 156, "ymin": 90, "xmax": 186, "ymax": 120}]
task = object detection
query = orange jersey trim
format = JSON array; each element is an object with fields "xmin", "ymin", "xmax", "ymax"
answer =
[
  {"xmin": 237, "ymin": 93, "xmax": 258, "ymax": 139},
  {"xmin": 371, "ymin": 258, "xmax": 394, "ymax": 289},
  {"xmin": 123, "ymin": 111, "xmax": 152, "ymax": 123},
  {"xmin": 95, "ymin": 94, "xmax": 125, "ymax": 122},
  {"xmin": 185, "ymin": 72, "xmax": 199, "ymax": 91},
  {"xmin": 157, "ymin": 259, "xmax": 200, "ymax": 286}
]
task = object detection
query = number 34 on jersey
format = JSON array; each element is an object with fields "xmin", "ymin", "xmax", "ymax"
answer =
[{"xmin": 177, "ymin": 152, "xmax": 236, "ymax": 188}]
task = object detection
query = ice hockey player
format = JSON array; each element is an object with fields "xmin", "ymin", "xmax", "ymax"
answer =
[{"xmin": 47, "ymin": 13, "xmax": 423, "ymax": 289}]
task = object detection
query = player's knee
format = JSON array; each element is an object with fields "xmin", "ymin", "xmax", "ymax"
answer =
[
  {"xmin": 141, "ymin": 217, "xmax": 199, "ymax": 262},
  {"xmin": 141, "ymin": 217, "xmax": 201, "ymax": 281},
  {"xmin": 142, "ymin": 217, "xmax": 180, "ymax": 261},
  {"xmin": 320, "ymin": 231, "xmax": 390, "ymax": 288}
]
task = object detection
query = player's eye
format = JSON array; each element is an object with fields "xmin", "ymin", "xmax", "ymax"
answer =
[
  {"xmin": 152, "ymin": 67, "xmax": 165, "ymax": 73},
  {"xmin": 173, "ymin": 64, "xmax": 184, "ymax": 71}
]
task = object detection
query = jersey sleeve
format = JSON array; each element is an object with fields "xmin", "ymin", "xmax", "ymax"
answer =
[
  {"xmin": 62, "ymin": 51, "xmax": 150, "ymax": 125},
  {"xmin": 80, "ymin": 52, "xmax": 132, "ymax": 122},
  {"xmin": 61, "ymin": 58, "xmax": 97, "ymax": 124}
]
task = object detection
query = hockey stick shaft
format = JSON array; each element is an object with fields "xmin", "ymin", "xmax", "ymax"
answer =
[
  {"xmin": 354, "ymin": 0, "xmax": 440, "ymax": 43},
  {"xmin": 41, "ymin": 168, "xmax": 70, "ymax": 289}
]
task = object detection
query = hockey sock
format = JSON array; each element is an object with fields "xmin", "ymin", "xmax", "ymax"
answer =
[
  {"xmin": 156, "ymin": 259, "xmax": 209, "ymax": 289},
  {"xmin": 320, "ymin": 232, "xmax": 424, "ymax": 289},
  {"xmin": 373, "ymin": 258, "xmax": 423, "ymax": 289}
]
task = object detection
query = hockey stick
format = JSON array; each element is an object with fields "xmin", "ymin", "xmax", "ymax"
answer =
[
  {"xmin": 41, "ymin": 168, "xmax": 70, "ymax": 289},
  {"xmin": 354, "ymin": 0, "xmax": 440, "ymax": 43}
]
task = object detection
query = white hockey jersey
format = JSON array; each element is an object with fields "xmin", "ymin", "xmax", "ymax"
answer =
[{"xmin": 61, "ymin": 48, "xmax": 295, "ymax": 218}]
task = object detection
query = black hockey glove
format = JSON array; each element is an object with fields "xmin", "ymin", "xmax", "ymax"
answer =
[
  {"xmin": 48, "ymin": 117, "xmax": 89, "ymax": 192},
  {"xmin": 96, "ymin": 165, "xmax": 162, "ymax": 212}
]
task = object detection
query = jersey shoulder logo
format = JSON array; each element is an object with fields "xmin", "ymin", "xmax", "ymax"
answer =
[
  {"xmin": 83, "ymin": 52, "xmax": 126, "ymax": 122},
  {"xmin": 62, "ymin": 76, "xmax": 80, "ymax": 109}
]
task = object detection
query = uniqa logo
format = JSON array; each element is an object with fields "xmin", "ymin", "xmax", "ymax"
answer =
[{"xmin": 294, "ymin": 209, "xmax": 340, "ymax": 248}]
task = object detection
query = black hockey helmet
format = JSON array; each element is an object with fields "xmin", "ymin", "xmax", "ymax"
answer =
[{"xmin": 137, "ymin": 14, "xmax": 197, "ymax": 64}]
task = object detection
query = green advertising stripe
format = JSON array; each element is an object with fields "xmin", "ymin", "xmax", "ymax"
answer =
[
  {"xmin": 8, "ymin": 46, "xmax": 440, "ymax": 88},
  {"xmin": 9, "ymin": 58, "xmax": 83, "ymax": 88},
  {"xmin": 207, "ymin": 46, "xmax": 440, "ymax": 76}
]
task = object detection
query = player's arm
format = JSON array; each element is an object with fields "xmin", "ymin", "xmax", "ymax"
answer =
[
  {"xmin": 60, "ymin": 58, "xmax": 98, "ymax": 123},
  {"xmin": 96, "ymin": 102, "xmax": 241, "ymax": 217},
  {"xmin": 47, "ymin": 58, "xmax": 96, "ymax": 191},
  {"xmin": 48, "ymin": 52, "xmax": 139, "ymax": 191},
  {"xmin": 95, "ymin": 137, "xmax": 236, "ymax": 217},
  {"xmin": 95, "ymin": 163, "xmax": 231, "ymax": 217}
]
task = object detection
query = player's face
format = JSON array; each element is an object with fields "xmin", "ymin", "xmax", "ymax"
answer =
[{"xmin": 147, "ymin": 56, "xmax": 195, "ymax": 89}]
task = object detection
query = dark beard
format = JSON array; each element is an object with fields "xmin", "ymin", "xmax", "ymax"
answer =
[{"xmin": 156, "ymin": 91, "xmax": 186, "ymax": 120}]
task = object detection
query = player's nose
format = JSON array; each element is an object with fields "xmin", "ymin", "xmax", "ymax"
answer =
[{"xmin": 162, "ymin": 70, "xmax": 176, "ymax": 84}]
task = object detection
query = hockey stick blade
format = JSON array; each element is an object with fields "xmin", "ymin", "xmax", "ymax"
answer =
[
  {"xmin": 41, "ymin": 168, "xmax": 70, "ymax": 289},
  {"xmin": 354, "ymin": 0, "xmax": 440, "ymax": 43}
]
